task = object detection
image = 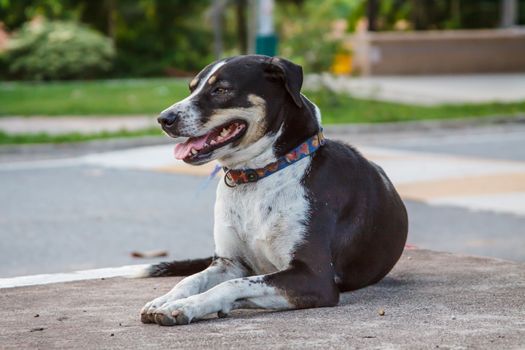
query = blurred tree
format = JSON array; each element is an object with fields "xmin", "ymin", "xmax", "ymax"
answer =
[
  {"xmin": 0, "ymin": 0, "xmax": 215, "ymax": 77},
  {"xmin": 5, "ymin": 19, "xmax": 115, "ymax": 80},
  {"xmin": 366, "ymin": 0, "xmax": 378, "ymax": 31},
  {"xmin": 107, "ymin": 0, "xmax": 214, "ymax": 76},
  {"xmin": 235, "ymin": 0, "xmax": 247, "ymax": 54},
  {"xmin": 0, "ymin": 0, "xmax": 80, "ymax": 29}
]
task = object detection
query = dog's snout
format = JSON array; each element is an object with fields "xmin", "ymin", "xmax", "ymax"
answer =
[{"xmin": 157, "ymin": 110, "xmax": 177, "ymax": 128}]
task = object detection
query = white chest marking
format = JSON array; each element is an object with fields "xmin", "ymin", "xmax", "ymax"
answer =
[{"xmin": 214, "ymin": 157, "xmax": 311, "ymax": 274}]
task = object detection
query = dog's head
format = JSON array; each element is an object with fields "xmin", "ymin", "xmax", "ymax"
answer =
[{"xmin": 158, "ymin": 55, "xmax": 304, "ymax": 166}]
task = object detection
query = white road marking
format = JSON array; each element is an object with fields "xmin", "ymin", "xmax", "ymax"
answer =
[
  {"xmin": 0, "ymin": 264, "xmax": 149, "ymax": 289},
  {"xmin": 0, "ymin": 158, "xmax": 83, "ymax": 171},
  {"xmin": 359, "ymin": 146, "xmax": 525, "ymax": 184},
  {"xmin": 0, "ymin": 145, "xmax": 179, "ymax": 172},
  {"xmin": 82, "ymin": 144, "xmax": 178, "ymax": 169},
  {"xmin": 429, "ymin": 192, "xmax": 525, "ymax": 216}
]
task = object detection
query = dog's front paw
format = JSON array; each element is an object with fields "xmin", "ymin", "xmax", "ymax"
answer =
[
  {"xmin": 140, "ymin": 296, "xmax": 165, "ymax": 324},
  {"xmin": 152, "ymin": 298, "xmax": 196, "ymax": 326},
  {"xmin": 140, "ymin": 293, "xmax": 184, "ymax": 324}
]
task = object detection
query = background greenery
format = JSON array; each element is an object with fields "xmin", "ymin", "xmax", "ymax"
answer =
[
  {"xmin": 5, "ymin": 19, "xmax": 114, "ymax": 80},
  {"xmin": 2, "ymin": 0, "xmax": 524, "ymax": 78},
  {"xmin": 0, "ymin": 0, "xmax": 215, "ymax": 78}
]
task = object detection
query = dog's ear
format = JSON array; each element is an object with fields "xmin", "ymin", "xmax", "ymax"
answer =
[{"xmin": 263, "ymin": 57, "xmax": 303, "ymax": 108}]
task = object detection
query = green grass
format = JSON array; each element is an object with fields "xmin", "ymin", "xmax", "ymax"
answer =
[
  {"xmin": 1, "ymin": 78, "xmax": 524, "ymax": 123},
  {"xmin": 309, "ymin": 91, "xmax": 525, "ymax": 124},
  {"xmin": 0, "ymin": 79, "xmax": 190, "ymax": 116},
  {"xmin": 0, "ymin": 128, "xmax": 163, "ymax": 145},
  {"xmin": 1, "ymin": 78, "xmax": 524, "ymax": 145}
]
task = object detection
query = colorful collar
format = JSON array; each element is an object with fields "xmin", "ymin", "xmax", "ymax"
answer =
[{"xmin": 223, "ymin": 129, "xmax": 325, "ymax": 187}]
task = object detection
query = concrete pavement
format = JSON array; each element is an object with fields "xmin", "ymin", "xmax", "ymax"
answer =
[{"xmin": 0, "ymin": 249, "xmax": 523, "ymax": 349}]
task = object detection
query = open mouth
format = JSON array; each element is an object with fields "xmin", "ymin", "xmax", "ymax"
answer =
[{"xmin": 173, "ymin": 120, "xmax": 247, "ymax": 162}]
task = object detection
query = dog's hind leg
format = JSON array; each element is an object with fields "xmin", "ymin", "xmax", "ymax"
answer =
[
  {"xmin": 151, "ymin": 260, "xmax": 339, "ymax": 326},
  {"xmin": 141, "ymin": 257, "xmax": 247, "ymax": 323}
]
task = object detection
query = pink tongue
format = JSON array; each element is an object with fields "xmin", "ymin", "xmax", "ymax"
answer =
[{"xmin": 173, "ymin": 134, "xmax": 209, "ymax": 160}]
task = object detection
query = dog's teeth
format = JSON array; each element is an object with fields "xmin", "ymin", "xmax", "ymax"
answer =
[
  {"xmin": 191, "ymin": 148, "xmax": 198, "ymax": 155},
  {"xmin": 210, "ymin": 140, "xmax": 217, "ymax": 145},
  {"xmin": 220, "ymin": 128, "xmax": 229, "ymax": 137}
]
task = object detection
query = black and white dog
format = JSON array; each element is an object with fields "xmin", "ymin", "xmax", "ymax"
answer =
[{"xmin": 140, "ymin": 55, "xmax": 408, "ymax": 326}]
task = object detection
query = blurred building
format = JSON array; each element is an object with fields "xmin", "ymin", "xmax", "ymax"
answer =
[
  {"xmin": 349, "ymin": 0, "xmax": 525, "ymax": 75},
  {"xmin": 351, "ymin": 27, "xmax": 525, "ymax": 75}
]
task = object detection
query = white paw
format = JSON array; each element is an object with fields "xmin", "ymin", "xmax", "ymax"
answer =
[
  {"xmin": 151, "ymin": 298, "xmax": 197, "ymax": 326},
  {"xmin": 140, "ymin": 293, "xmax": 185, "ymax": 324},
  {"xmin": 145, "ymin": 295, "xmax": 231, "ymax": 326}
]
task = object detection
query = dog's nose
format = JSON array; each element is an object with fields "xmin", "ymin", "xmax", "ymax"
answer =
[{"xmin": 157, "ymin": 111, "xmax": 177, "ymax": 128}]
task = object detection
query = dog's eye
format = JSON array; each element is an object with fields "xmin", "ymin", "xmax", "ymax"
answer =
[{"xmin": 212, "ymin": 87, "xmax": 230, "ymax": 95}]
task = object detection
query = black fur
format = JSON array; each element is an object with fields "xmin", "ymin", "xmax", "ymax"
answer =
[{"xmin": 146, "ymin": 257, "xmax": 213, "ymax": 277}]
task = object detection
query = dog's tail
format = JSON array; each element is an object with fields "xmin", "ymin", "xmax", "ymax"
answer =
[{"xmin": 133, "ymin": 257, "xmax": 213, "ymax": 278}]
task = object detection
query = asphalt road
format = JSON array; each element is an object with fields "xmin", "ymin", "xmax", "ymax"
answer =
[{"xmin": 1, "ymin": 122, "xmax": 524, "ymax": 278}]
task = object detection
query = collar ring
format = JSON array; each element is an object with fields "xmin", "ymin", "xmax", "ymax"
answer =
[{"xmin": 224, "ymin": 171, "xmax": 237, "ymax": 188}]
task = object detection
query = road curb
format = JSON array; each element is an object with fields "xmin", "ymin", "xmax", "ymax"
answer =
[{"xmin": 323, "ymin": 114, "xmax": 525, "ymax": 136}]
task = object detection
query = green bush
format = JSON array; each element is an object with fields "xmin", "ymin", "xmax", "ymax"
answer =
[{"xmin": 5, "ymin": 20, "xmax": 115, "ymax": 80}]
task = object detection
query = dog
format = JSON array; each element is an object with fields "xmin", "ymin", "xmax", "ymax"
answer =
[{"xmin": 139, "ymin": 55, "xmax": 408, "ymax": 326}]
